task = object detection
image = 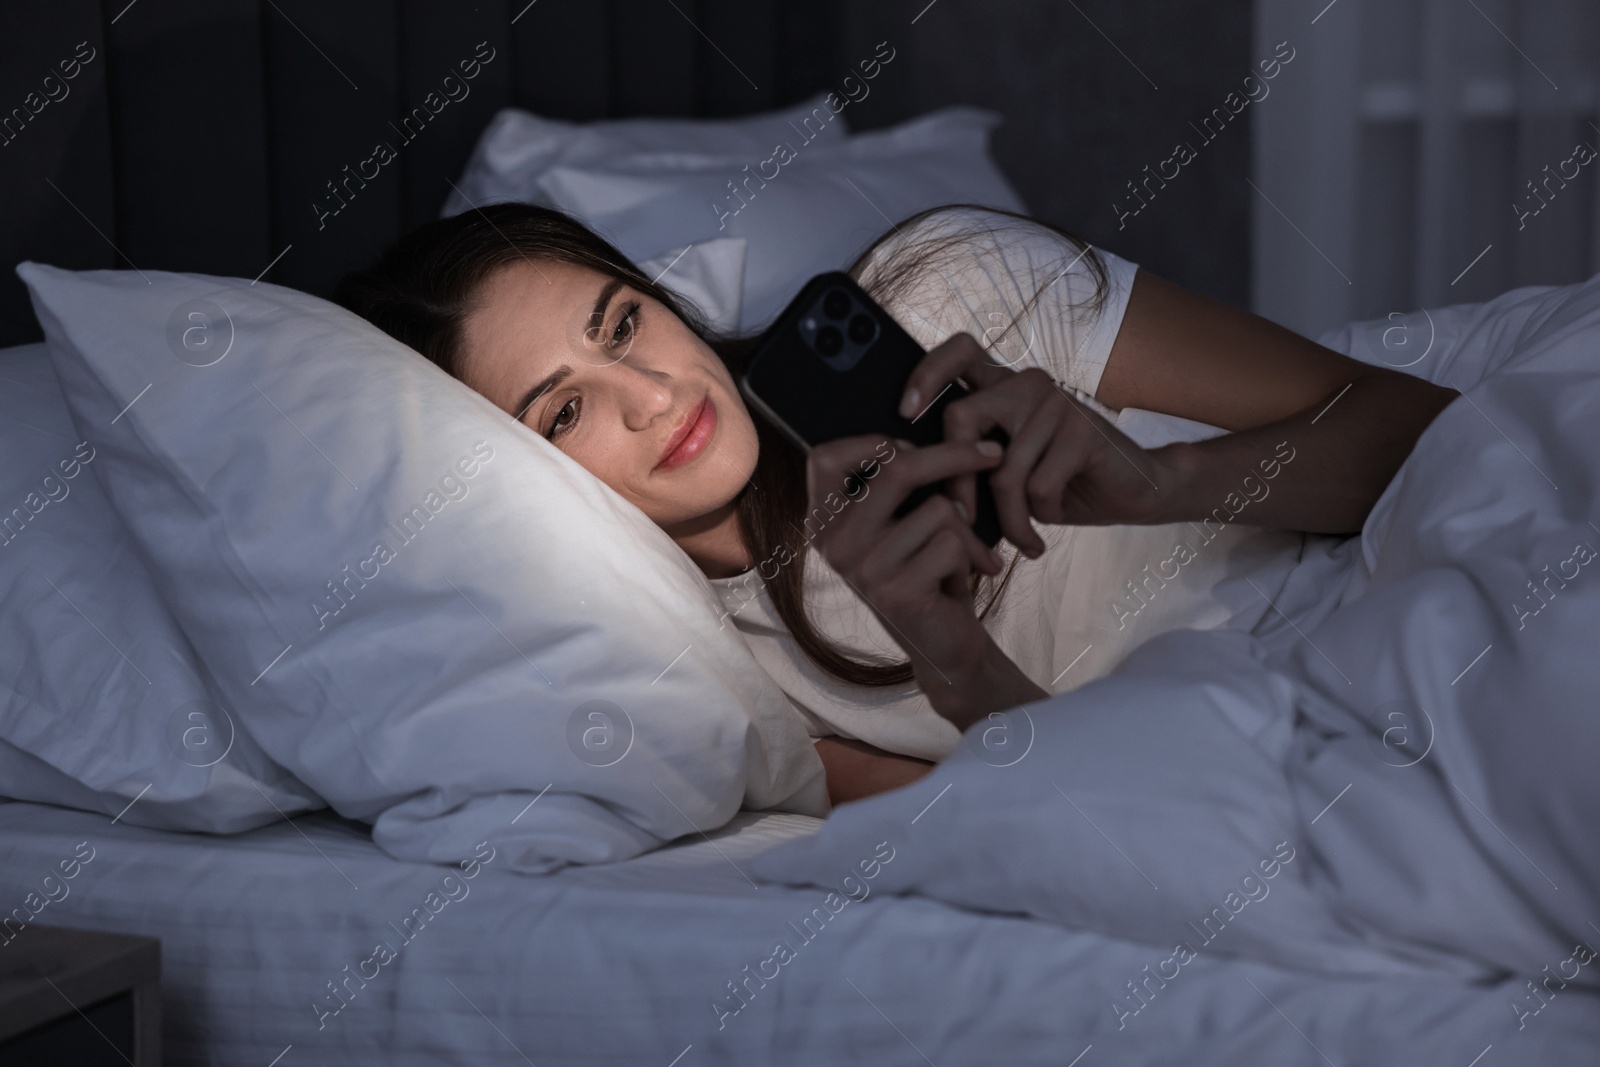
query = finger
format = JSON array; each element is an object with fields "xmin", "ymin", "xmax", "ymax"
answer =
[
  {"xmin": 810, "ymin": 438, "xmax": 1002, "ymax": 571},
  {"xmin": 900, "ymin": 529, "xmax": 978, "ymax": 615},
  {"xmin": 949, "ymin": 470, "xmax": 978, "ymax": 528},
  {"xmin": 899, "ymin": 332, "xmax": 1012, "ymax": 422},
  {"xmin": 941, "ymin": 375, "xmax": 1048, "ymax": 519},
  {"xmin": 932, "ymin": 533, "xmax": 980, "ymax": 608},
  {"xmin": 807, "ymin": 435, "xmax": 899, "ymax": 504},
  {"xmin": 863, "ymin": 492, "xmax": 1002, "ymax": 585},
  {"xmin": 872, "ymin": 527, "xmax": 974, "ymax": 634},
  {"xmin": 870, "ymin": 439, "xmax": 1005, "ymax": 527},
  {"xmin": 940, "ymin": 401, "xmax": 999, "ymax": 524},
  {"xmin": 805, "ymin": 436, "xmax": 901, "ymax": 562},
  {"xmin": 1025, "ymin": 417, "xmax": 1094, "ymax": 525},
  {"xmin": 940, "ymin": 394, "xmax": 1002, "ymax": 523},
  {"xmin": 940, "ymin": 371, "xmax": 1045, "ymax": 445},
  {"xmin": 986, "ymin": 403, "xmax": 1060, "ymax": 557},
  {"xmin": 858, "ymin": 438, "xmax": 1002, "ymax": 571},
  {"xmin": 806, "ymin": 435, "xmax": 996, "ymax": 560}
]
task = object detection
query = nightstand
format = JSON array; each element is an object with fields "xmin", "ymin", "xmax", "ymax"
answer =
[{"xmin": 0, "ymin": 925, "xmax": 161, "ymax": 1066}]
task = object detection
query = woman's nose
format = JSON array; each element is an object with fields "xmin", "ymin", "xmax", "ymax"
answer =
[{"xmin": 617, "ymin": 363, "xmax": 675, "ymax": 431}]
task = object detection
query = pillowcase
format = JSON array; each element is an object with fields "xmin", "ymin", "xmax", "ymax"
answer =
[
  {"xmin": 440, "ymin": 91, "xmax": 850, "ymax": 218},
  {"xmin": 19, "ymin": 262, "xmax": 829, "ymax": 872},
  {"xmin": 535, "ymin": 106, "xmax": 1028, "ymax": 333},
  {"xmin": 0, "ymin": 342, "xmax": 322, "ymax": 831},
  {"xmin": 637, "ymin": 236, "xmax": 746, "ymax": 337}
]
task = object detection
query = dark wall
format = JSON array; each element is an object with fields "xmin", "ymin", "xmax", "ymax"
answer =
[
  {"xmin": 0, "ymin": 0, "xmax": 1252, "ymax": 348},
  {"xmin": 0, "ymin": 1, "xmax": 117, "ymax": 343},
  {"xmin": 835, "ymin": 1, "xmax": 1255, "ymax": 308}
]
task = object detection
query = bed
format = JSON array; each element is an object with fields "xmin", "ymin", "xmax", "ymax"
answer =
[
  {"xmin": 10, "ymin": 265, "xmax": 1600, "ymax": 1061},
  {"xmin": 5, "ymin": 797, "xmax": 1596, "ymax": 1066},
  {"xmin": 8, "ymin": 266, "xmax": 1600, "ymax": 1061}
]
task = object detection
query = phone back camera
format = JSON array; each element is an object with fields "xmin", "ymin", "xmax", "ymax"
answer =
[
  {"xmin": 802, "ymin": 287, "xmax": 878, "ymax": 371},
  {"xmin": 847, "ymin": 314, "xmax": 877, "ymax": 345},
  {"xmin": 814, "ymin": 325, "xmax": 844, "ymax": 356}
]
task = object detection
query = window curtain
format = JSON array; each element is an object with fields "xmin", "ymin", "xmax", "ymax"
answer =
[{"xmin": 1252, "ymin": 0, "xmax": 1600, "ymax": 340}]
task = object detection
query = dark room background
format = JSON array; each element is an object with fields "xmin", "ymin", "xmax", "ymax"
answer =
[{"xmin": 0, "ymin": 0, "xmax": 1255, "ymax": 348}]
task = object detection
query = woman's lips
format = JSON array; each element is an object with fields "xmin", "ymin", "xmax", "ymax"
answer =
[{"xmin": 656, "ymin": 396, "xmax": 716, "ymax": 471}]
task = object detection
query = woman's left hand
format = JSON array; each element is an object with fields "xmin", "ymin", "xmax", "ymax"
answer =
[
  {"xmin": 899, "ymin": 333, "xmax": 1172, "ymax": 558},
  {"xmin": 803, "ymin": 434, "xmax": 1047, "ymax": 729}
]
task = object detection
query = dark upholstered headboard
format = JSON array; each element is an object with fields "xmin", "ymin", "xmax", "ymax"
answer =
[{"xmin": 0, "ymin": 0, "xmax": 848, "ymax": 347}]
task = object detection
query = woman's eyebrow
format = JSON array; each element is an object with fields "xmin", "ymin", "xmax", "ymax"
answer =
[
  {"xmin": 590, "ymin": 276, "xmax": 625, "ymax": 330},
  {"xmin": 509, "ymin": 278, "xmax": 624, "ymax": 422},
  {"xmin": 513, "ymin": 364, "xmax": 574, "ymax": 423}
]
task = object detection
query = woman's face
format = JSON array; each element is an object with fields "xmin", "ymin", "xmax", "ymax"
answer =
[{"xmin": 458, "ymin": 259, "xmax": 760, "ymax": 530}]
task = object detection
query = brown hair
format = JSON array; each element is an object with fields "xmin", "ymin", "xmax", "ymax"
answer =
[{"xmin": 333, "ymin": 201, "xmax": 1104, "ymax": 688}]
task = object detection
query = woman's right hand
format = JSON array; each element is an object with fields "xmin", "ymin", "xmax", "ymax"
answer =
[
  {"xmin": 899, "ymin": 333, "xmax": 1170, "ymax": 557},
  {"xmin": 803, "ymin": 435, "xmax": 1047, "ymax": 729}
]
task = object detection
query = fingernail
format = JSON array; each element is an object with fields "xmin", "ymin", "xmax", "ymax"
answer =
[
  {"xmin": 899, "ymin": 387, "xmax": 920, "ymax": 419},
  {"xmin": 976, "ymin": 440, "xmax": 1003, "ymax": 457},
  {"xmin": 893, "ymin": 437, "xmax": 913, "ymax": 451},
  {"xmin": 953, "ymin": 500, "xmax": 969, "ymax": 522}
]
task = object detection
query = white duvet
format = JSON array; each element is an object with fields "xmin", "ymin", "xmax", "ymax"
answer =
[{"xmin": 750, "ymin": 274, "xmax": 1600, "ymax": 1043}]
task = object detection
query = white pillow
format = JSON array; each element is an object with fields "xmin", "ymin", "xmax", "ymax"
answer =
[
  {"xmin": 535, "ymin": 106, "xmax": 1028, "ymax": 333},
  {"xmin": 0, "ymin": 343, "xmax": 322, "ymax": 831},
  {"xmin": 637, "ymin": 236, "xmax": 746, "ymax": 337},
  {"xmin": 440, "ymin": 92, "xmax": 851, "ymax": 218},
  {"xmin": 19, "ymin": 263, "xmax": 828, "ymax": 872}
]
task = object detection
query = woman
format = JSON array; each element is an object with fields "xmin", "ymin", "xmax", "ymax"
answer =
[{"xmin": 335, "ymin": 202, "xmax": 1458, "ymax": 808}]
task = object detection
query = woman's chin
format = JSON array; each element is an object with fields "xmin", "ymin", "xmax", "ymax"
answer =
[{"xmin": 656, "ymin": 494, "xmax": 740, "ymax": 537}]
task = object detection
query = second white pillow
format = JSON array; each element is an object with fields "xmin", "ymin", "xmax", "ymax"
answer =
[{"xmin": 537, "ymin": 107, "xmax": 1028, "ymax": 333}]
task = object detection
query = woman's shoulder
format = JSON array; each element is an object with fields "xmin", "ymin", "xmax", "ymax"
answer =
[
  {"xmin": 850, "ymin": 203, "xmax": 1133, "ymax": 296},
  {"xmin": 853, "ymin": 203, "xmax": 1070, "ymax": 261},
  {"xmin": 849, "ymin": 204, "xmax": 1140, "ymax": 408}
]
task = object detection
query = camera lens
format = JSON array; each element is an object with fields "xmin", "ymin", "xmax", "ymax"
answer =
[
  {"xmin": 814, "ymin": 325, "xmax": 844, "ymax": 356},
  {"xmin": 821, "ymin": 289, "xmax": 851, "ymax": 320},
  {"xmin": 847, "ymin": 314, "xmax": 876, "ymax": 344}
]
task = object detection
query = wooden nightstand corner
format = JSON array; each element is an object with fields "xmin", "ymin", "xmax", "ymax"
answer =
[{"xmin": 0, "ymin": 924, "xmax": 161, "ymax": 1066}]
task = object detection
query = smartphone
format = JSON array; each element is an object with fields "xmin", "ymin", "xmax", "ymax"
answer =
[{"xmin": 738, "ymin": 271, "xmax": 1007, "ymax": 548}]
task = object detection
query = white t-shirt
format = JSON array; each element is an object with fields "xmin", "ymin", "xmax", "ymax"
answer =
[{"xmin": 709, "ymin": 206, "xmax": 1307, "ymax": 761}]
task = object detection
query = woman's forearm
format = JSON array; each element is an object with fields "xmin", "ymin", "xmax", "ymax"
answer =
[
  {"xmin": 1144, "ymin": 371, "xmax": 1459, "ymax": 535},
  {"xmin": 813, "ymin": 736, "xmax": 935, "ymax": 807},
  {"xmin": 924, "ymin": 638, "xmax": 1050, "ymax": 732}
]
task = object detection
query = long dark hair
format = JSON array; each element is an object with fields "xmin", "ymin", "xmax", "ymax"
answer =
[{"xmin": 333, "ymin": 201, "xmax": 1104, "ymax": 688}]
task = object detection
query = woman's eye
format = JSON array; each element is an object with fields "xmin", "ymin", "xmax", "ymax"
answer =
[
  {"xmin": 611, "ymin": 302, "xmax": 640, "ymax": 348},
  {"xmin": 546, "ymin": 397, "xmax": 580, "ymax": 440}
]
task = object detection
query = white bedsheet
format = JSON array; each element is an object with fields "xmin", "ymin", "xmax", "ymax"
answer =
[{"xmin": 1, "ymin": 798, "xmax": 1595, "ymax": 1065}]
